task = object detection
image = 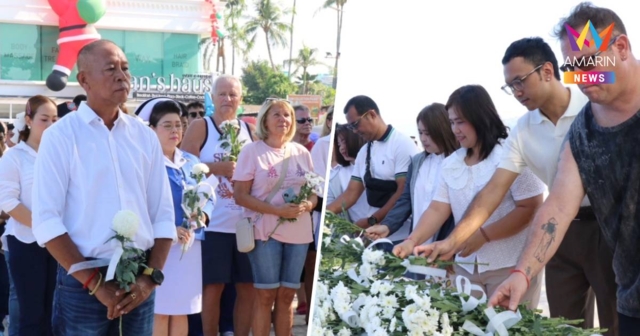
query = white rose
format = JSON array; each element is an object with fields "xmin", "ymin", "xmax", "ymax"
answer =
[
  {"xmin": 192, "ymin": 163, "xmax": 210, "ymax": 175},
  {"xmin": 112, "ymin": 210, "xmax": 140, "ymax": 239}
]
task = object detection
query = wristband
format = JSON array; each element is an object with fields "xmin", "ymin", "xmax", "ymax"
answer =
[
  {"xmin": 405, "ymin": 236, "xmax": 418, "ymax": 245},
  {"xmin": 510, "ymin": 269, "xmax": 530, "ymax": 289},
  {"xmin": 83, "ymin": 268, "xmax": 99, "ymax": 289},
  {"xmin": 479, "ymin": 227, "xmax": 491, "ymax": 242},
  {"xmin": 89, "ymin": 272, "xmax": 103, "ymax": 295}
]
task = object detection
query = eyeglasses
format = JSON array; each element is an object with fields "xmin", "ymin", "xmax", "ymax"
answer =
[
  {"xmin": 189, "ymin": 111, "xmax": 205, "ymax": 118},
  {"xmin": 501, "ymin": 64, "xmax": 543, "ymax": 95},
  {"xmin": 346, "ymin": 110, "xmax": 373, "ymax": 131},
  {"xmin": 264, "ymin": 97, "xmax": 291, "ymax": 105},
  {"xmin": 296, "ymin": 118, "xmax": 313, "ymax": 124},
  {"xmin": 161, "ymin": 124, "xmax": 183, "ymax": 132},
  {"xmin": 560, "ymin": 35, "xmax": 619, "ymax": 73}
]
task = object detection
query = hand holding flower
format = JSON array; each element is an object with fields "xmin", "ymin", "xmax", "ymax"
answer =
[
  {"xmin": 114, "ymin": 275, "xmax": 155, "ymax": 316},
  {"xmin": 177, "ymin": 227, "xmax": 193, "ymax": 244}
]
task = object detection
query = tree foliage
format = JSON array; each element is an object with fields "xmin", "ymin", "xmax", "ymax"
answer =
[{"xmin": 241, "ymin": 60, "xmax": 298, "ymax": 105}]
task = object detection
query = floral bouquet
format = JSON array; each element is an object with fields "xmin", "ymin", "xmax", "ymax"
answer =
[
  {"xmin": 313, "ymin": 213, "xmax": 606, "ymax": 336},
  {"xmin": 267, "ymin": 171, "xmax": 324, "ymax": 239},
  {"xmin": 219, "ymin": 119, "xmax": 246, "ymax": 162},
  {"xmin": 180, "ymin": 163, "xmax": 215, "ymax": 260},
  {"xmin": 105, "ymin": 210, "xmax": 147, "ymax": 336}
]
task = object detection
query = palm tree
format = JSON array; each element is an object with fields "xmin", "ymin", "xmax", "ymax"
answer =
[
  {"xmin": 292, "ymin": 45, "xmax": 322, "ymax": 94},
  {"xmin": 287, "ymin": 0, "xmax": 296, "ymax": 78},
  {"xmin": 244, "ymin": 0, "xmax": 291, "ymax": 71},
  {"xmin": 319, "ymin": 0, "xmax": 347, "ymax": 88},
  {"xmin": 199, "ymin": 37, "xmax": 218, "ymax": 72},
  {"xmin": 224, "ymin": 0, "xmax": 253, "ymax": 75}
]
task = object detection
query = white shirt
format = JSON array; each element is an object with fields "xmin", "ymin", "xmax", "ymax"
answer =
[
  {"xmin": 499, "ymin": 86, "xmax": 590, "ymax": 206},
  {"xmin": 433, "ymin": 144, "xmax": 546, "ymax": 274},
  {"xmin": 352, "ymin": 126, "xmax": 420, "ymax": 241},
  {"xmin": 310, "ymin": 135, "xmax": 331, "ymax": 233},
  {"xmin": 0, "ymin": 142, "xmax": 38, "ymax": 244},
  {"xmin": 31, "ymin": 102, "xmax": 177, "ymax": 259},
  {"xmin": 411, "ymin": 153, "xmax": 445, "ymax": 245},
  {"xmin": 329, "ymin": 164, "xmax": 370, "ymax": 222},
  {"xmin": 310, "ymin": 135, "xmax": 331, "ymax": 181}
]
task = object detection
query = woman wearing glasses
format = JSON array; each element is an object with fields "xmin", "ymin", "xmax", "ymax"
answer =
[
  {"xmin": 0, "ymin": 95, "xmax": 58, "ymax": 335},
  {"xmin": 233, "ymin": 98, "xmax": 316, "ymax": 336},
  {"xmin": 136, "ymin": 98, "xmax": 214, "ymax": 336}
]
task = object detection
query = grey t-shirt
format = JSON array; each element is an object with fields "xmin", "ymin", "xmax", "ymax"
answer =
[{"xmin": 568, "ymin": 102, "xmax": 640, "ymax": 317}]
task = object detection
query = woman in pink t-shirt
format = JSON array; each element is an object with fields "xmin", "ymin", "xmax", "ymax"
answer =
[{"xmin": 233, "ymin": 98, "xmax": 316, "ymax": 336}]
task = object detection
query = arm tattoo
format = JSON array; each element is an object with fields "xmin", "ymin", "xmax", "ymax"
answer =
[
  {"xmin": 533, "ymin": 218, "xmax": 558, "ymax": 263},
  {"xmin": 525, "ymin": 266, "xmax": 531, "ymax": 277}
]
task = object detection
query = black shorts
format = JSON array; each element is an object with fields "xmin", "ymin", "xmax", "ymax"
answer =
[{"xmin": 201, "ymin": 231, "xmax": 253, "ymax": 284}]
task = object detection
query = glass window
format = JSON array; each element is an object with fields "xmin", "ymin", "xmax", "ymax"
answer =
[
  {"xmin": 0, "ymin": 23, "xmax": 41, "ymax": 81},
  {"xmin": 0, "ymin": 23, "xmax": 202, "ymax": 83},
  {"xmin": 99, "ymin": 29, "xmax": 125, "ymax": 51},
  {"xmin": 163, "ymin": 33, "xmax": 199, "ymax": 78},
  {"xmin": 41, "ymin": 26, "xmax": 78, "ymax": 83},
  {"xmin": 125, "ymin": 31, "xmax": 163, "ymax": 78}
]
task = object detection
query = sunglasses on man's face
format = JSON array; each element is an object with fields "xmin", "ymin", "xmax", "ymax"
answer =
[
  {"xmin": 296, "ymin": 118, "xmax": 313, "ymax": 124},
  {"xmin": 189, "ymin": 111, "xmax": 205, "ymax": 118}
]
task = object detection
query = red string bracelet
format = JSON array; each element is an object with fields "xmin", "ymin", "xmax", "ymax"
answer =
[
  {"xmin": 82, "ymin": 268, "xmax": 99, "ymax": 289},
  {"xmin": 510, "ymin": 269, "xmax": 530, "ymax": 289}
]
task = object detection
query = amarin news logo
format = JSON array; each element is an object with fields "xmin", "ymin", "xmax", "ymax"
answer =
[{"xmin": 563, "ymin": 21, "xmax": 616, "ymax": 85}]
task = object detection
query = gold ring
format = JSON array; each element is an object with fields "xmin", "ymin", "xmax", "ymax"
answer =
[{"xmin": 131, "ymin": 293, "xmax": 137, "ymax": 300}]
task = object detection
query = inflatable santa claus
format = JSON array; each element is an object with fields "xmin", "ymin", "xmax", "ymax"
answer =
[{"xmin": 46, "ymin": 0, "xmax": 106, "ymax": 91}]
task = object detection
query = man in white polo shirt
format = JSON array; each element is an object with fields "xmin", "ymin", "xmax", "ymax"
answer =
[
  {"xmin": 326, "ymin": 95, "xmax": 419, "ymax": 244},
  {"xmin": 417, "ymin": 37, "xmax": 618, "ymax": 335},
  {"xmin": 31, "ymin": 40, "xmax": 177, "ymax": 335}
]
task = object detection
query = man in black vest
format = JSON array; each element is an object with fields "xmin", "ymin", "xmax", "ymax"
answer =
[{"xmin": 488, "ymin": 3, "xmax": 640, "ymax": 334}]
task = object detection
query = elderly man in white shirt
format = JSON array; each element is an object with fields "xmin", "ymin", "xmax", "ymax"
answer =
[{"xmin": 31, "ymin": 40, "xmax": 177, "ymax": 336}]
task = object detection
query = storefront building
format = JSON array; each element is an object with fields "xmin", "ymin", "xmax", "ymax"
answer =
[{"xmin": 0, "ymin": 0, "xmax": 220, "ymax": 119}]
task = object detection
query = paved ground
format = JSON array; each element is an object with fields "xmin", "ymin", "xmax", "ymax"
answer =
[
  {"xmin": 268, "ymin": 296, "xmax": 308, "ymax": 336},
  {"xmin": 538, "ymin": 269, "xmax": 600, "ymax": 328}
]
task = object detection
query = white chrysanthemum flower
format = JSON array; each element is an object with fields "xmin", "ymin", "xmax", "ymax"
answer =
[
  {"xmin": 379, "ymin": 295, "xmax": 398, "ymax": 309},
  {"xmin": 362, "ymin": 249, "xmax": 384, "ymax": 265},
  {"xmin": 112, "ymin": 210, "xmax": 140, "ymax": 239},
  {"xmin": 359, "ymin": 262, "xmax": 373, "ymax": 278},
  {"xmin": 192, "ymin": 163, "xmax": 210, "ymax": 175},
  {"xmin": 382, "ymin": 307, "xmax": 395, "ymax": 320},
  {"xmin": 336, "ymin": 327, "xmax": 351, "ymax": 336},
  {"xmin": 310, "ymin": 325, "xmax": 324, "ymax": 336},
  {"xmin": 440, "ymin": 313, "xmax": 453, "ymax": 336},
  {"xmin": 220, "ymin": 119, "xmax": 240, "ymax": 130},
  {"xmin": 370, "ymin": 280, "xmax": 383, "ymax": 295},
  {"xmin": 404, "ymin": 284, "xmax": 418, "ymax": 299},
  {"xmin": 378, "ymin": 281, "xmax": 393, "ymax": 295},
  {"xmin": 389, "ymin": 317, "xmax": 397, "ymax": 332}
]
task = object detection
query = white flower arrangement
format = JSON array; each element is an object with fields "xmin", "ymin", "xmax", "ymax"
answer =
[{"xmin": 315, "ymin": 213, "xmax": 606, "ymax": 336}]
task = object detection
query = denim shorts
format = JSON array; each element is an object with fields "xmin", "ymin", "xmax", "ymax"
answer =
[{"xmin": 247, "ymin": 239, "xmax": 309, "ymax": 290}]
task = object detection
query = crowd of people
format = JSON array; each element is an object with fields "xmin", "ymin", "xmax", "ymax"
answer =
[
  {"xmin": 328, "ymin": 2, "xmax": 638, "ymax": 335},
  {"xmin": 0, "ymin": 38, "xmax": 331, "ymax": 336}
]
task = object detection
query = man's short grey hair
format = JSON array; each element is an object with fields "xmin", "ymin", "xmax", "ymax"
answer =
[{"xmin": 213, "ymin": 74, "xmax": 243, "ymax": 94}]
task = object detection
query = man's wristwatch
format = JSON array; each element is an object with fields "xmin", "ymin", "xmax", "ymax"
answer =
[
  {"xmin": 142, "ymin": 267, "xmax": 164, "ymax": 286},
  {"xmin": 367, "ymin": 216, "xmax": 379, "ymax": 226}
]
